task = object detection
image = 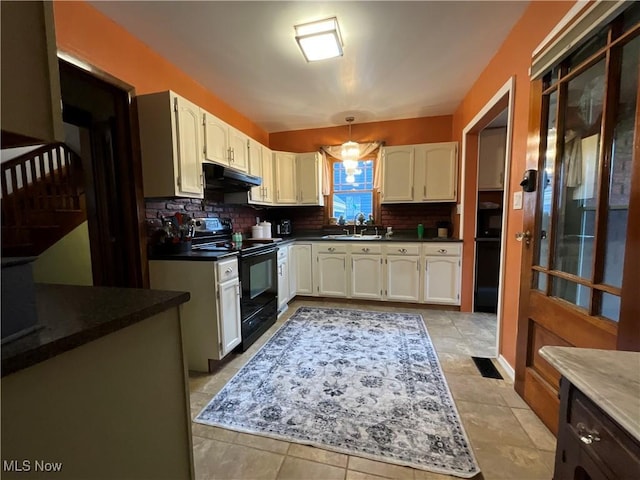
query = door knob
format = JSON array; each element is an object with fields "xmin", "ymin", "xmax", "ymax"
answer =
[{"xmin": 515, "ymin": 230, "xmax": 531, "ymax": 245}]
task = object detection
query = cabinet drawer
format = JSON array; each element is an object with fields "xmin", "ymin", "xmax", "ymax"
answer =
[
  {"xmin": 216, "ymin": 258, "xmax": 239, "ymax": 281},
  {"xmin": 384, "ymin": 244, "xmax": 420, "ymax": 256},
  {"xmin": 350, "ymin": 244, "xmax": 382, "ymax": 255},
  {"xmin": 423, "ymin": 243, "xmax": 461, "ymax": 256},
  {"xmin": 568, "ymin": 389, "xmax": 640, "ymax": 479},
  {"xmin": 315, "ymin": 243, "xmax": 348, "ymax": 254}
]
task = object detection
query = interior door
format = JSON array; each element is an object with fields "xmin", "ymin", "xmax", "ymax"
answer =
[{"xmin": 515, "ymin": 11, "xmax": 640, "ymax": 434}]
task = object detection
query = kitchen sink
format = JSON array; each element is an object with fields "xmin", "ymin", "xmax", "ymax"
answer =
[{"xmin": 321, "ymin": 234, "xmax": 382, "ymax": 240}]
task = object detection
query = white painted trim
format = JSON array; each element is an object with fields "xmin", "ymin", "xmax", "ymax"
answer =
[
  {"xmin": 497, "ymin": 354, "xmax": 515, "ymax": 382},
  {"xmin": 531, "ymin": 0, "xmax": 589, "ymax": 58},
  {"xmin": 460, "ymin": 76, "xmax": 514, "ymax": 360},
  {"xmin": 530, "ymin": 0, "xmax": 628, "ymax": 79}
]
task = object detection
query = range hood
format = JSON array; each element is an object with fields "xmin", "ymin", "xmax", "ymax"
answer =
[{"xmin": 203, "ymin": 163, "xmax": 261, "ymax": 192}]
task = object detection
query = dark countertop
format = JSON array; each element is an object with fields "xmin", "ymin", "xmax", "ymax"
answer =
[
  {"xmin": 289, "ymin": 235, "xmax": 463, "ymax": 243},
  {"xmin": 1, "ymin": 283, "xmax": 190, "ymax": 377},
  {"xmin": 149, "ymin": 250, "xmax": 239, "ymax": 261}
]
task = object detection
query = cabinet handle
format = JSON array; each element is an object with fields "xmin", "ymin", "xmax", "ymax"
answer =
[
  {"xmin": 236, "ymin": 283, "xmax": 241, "ymax": 297},
  {"xmin": 362, "ymin": 247, "xmax": 369, "ymax": 252},
  {"xmin": 438, "ymin": 249, "xmax": 447, "ymax": 254},
  {"xmin": 577, "ymin": 423, "xmax": 601, "ymax": 445},
  {"xmin": 231, "ymin": 148, "xmax": 235, "ymax": 162},
  {"xmin": 423, "ymin": 185, "xmax": 426, "ymax": 197},
  {"xmin": 399, "ymin": 248, "xmax": 407, "ymax": 254},
  {"xmin": 328, "ymin": 247, "xmax": 335, "ymax": 252},
  {"xmin": 225, "ymin": 267, "xmax": 233, "ymax": 274}
]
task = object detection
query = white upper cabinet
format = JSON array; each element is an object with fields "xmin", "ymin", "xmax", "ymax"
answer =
[
  {"xmin": 297, "ymin": 152, "xmax": 324, "ymax": 205},
  {"xmin": 415, "ymin": 142, "xmax": 458, "ymax": 201},
  {"xmin": 138, "ymin": 91, "xmax": 204, "ymax": 198},
  {"xmin": 202, "ymin": 110, "xmax": 248, "ymax": 172},
  {"xmin": 228, "ymin": 127, "xmax": 249, "ymax": 172},
  {"xmin": 477, "ymin": 127, "xmax": 506, "ymax": 191},
  {"xmin": 248, "ymin": 139, "xmax": 274, "ymax": 205},
  {"xmin": 274, "ymin": 151, "xmax": 323, "ymax": 206},
  {"xmin": 274, "ymin": 151, "xmax": 298, "ymax": 204},
  {"xmin": 381, "ymin": 142, "xmax": 458, "ymax": 204},
  {"xmin": 381, "ymin": 146, "xmax": 414, "ymax": 202},
  {"xmin": 203, "ymin": 111, "xmax": 230, "ymax": 166},
  {"xmin": 1, "ymin": 1, "xmax": 63, "ymax": 146}
]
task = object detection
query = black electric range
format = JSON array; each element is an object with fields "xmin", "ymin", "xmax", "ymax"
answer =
[{"xmin": 192, "ymin": 218, "xmax": 278, "ymax": 351}]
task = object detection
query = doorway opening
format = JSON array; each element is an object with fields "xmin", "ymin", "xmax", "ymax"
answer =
[
  {"xmin": 460, "ymin": 77, "xmax": 515, "ymax": 367},
  {"xmin": 58, "ymin": 56, "xmax": 146, "ymax": 288}
]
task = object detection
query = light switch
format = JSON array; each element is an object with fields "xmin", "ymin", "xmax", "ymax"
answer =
[
  {"xmin": 456, "ymin": 204, "xmax": 462, "ymax": 214},
  {"xmin": 513, "ymin": 191, "xmax": 523, "ymax": 210}
]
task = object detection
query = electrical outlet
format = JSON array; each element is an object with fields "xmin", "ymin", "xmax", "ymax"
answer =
[
  {"xmin": 513, "ymin": 191, "xmax": 523, "ymax": 210},
  {"xmin": 456, "ymin": 204, "xmax": 462, "ymax": 214}
]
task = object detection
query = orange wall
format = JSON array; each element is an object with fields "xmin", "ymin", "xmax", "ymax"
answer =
[
  {"xmin": 452, "ymin": 1, "xmax": 575, "ymax": 367},
  {"xmin": 52, "ymin": 1, "xmax": 268, "ymax": 145},
  {"xmin": 270, "ymin": 116, "xmax": 453, "ymax": 152}
]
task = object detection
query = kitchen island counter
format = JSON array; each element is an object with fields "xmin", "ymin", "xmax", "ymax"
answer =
[{"xmin": 1, "ymin": 283, "xmax": 190, "ymax": 377}]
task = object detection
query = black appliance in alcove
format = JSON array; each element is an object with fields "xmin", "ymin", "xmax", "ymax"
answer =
[{"xmin": 474, "ymin": 238, "xmax": 501, "ymax": 313}]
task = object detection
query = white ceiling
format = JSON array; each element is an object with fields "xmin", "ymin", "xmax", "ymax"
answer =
[{"xmin": 89, "ymin": 1, "xmax": 528, "ymax": 133}]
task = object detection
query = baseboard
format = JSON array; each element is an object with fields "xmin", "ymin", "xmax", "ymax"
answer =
[{"xmin": 497, "ymin": 355, "xmax": 515, "ymax": 382}]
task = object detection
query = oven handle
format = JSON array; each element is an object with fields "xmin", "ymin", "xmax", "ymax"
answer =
[{"xmin": 240, "ymin": 247, "xmax": 278, "ymax": 258}]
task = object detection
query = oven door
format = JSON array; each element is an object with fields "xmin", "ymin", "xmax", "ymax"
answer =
[{"xmin": 239, "ymin": 248, "xmax": 278, "ymax": 321}]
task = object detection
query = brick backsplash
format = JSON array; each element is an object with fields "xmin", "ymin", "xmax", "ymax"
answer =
[
  {"xmin": 380, "ymin": 203, "xmax": 454, "ymax": 229},
  {"xmin": 145, "ymin": 199, "xmax": 454, "ymax": 239},
  {"xmin": 144, "ymin": 197, "xmax": 263, "ymax": 237}
]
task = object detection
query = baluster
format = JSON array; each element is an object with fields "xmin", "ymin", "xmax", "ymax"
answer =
[
  {"xmin": 47, "ymin": 150, "xmax": 58, "ymax": 209},
  {"xmin": 1, "ymin": 168, "xmax": 11, "ymax": 224},
  {"xmin": 20, "ymin": 161, "xmax": 30, "ymax": 211},
  {"xmin": 38, "ymin": 154, "xmax": 47, "ymax": 210},
  {"xmin": 10, "ymin": 166, "xmax": 20, "ymax": 226},
  {"xmin": 28, "ymin": 157, "xmax": 38, "ymax": 210}
]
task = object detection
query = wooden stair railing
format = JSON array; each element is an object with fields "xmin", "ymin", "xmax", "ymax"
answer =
[{"xmin": 1, "ymin": 142, "xmax": 85, "ymax": 256}]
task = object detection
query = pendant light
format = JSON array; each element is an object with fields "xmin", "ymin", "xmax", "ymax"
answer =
[{"xmin": 341, "ymin": 116, "xmax": 359, "ymax": 174}]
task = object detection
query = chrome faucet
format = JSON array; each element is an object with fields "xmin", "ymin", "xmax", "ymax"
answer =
[
  {"xmin": 342, "ymin": 229, "xmax": 350, "ymax": 236},
  {"xmin": 353, "ymin": 212, "xmax": 364, "ymax": 235}
]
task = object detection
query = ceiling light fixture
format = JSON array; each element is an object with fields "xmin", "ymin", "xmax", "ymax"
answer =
[{"xmin": 295, "ymin": 17, "xmax": 343, "ymax": 62}]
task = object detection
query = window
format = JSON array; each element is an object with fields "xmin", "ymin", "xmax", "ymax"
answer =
[{"xmin": 331, "ymin": 159, "xmax": 374, "ymax": 224}]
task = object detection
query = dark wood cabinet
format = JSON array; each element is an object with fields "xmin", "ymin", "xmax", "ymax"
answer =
[{"xmin": 554, "ymin": 378, "xmax": 640, "ymax": 479}]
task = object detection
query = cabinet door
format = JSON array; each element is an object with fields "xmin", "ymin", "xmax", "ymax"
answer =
[
  {"xmin": 203, "ymin": 111, "xmax": 230, "ymax": 166},
  {"xmin": 386, "ymin": 256, "xmax": 420, "ymax": 302},
  {"xmin": 174, "ymin": 95, "xmax": 204, "ymax": 198},
  {"xmin": 416, "ymin": 142, "xmax": 457, "ymax": 202},
  {"xmin": 288, "ymin": 245, "xmax": 297, "ymax": 300},
  {"xmin": 277, "ymin": 258, "xmax": 289, "ymax": 311},
  {"xmin": 248, "ymin": 138, "xmax": 263, "ymax": 203},
  {"xmin": 274, "ymin": 152, "xmax": 297, "ymax": 203},
  {"xmin": 317, "ymin": 254, "xmax": 347, "ymax": 297},
  {"xmin": 297, "ymin": 152, "xmax": 322, "ymax": 205},
  {"xmin": 424, "ymin": 256, "xmax": 460, "ymax": 305},
  {"xmin": 1, "ymin": 1, "xmax": 63, "ymax": 146},
  {"xmin": 293, "ymin": 244, "xmax": 313, "ymax": 295},
  {"xmin": 262, "ymin": 145, "xmax": 274, "ymax": 203},
  {"xmin": 218, "ymin": 278, "xmax": 241, "ymax": 356},
  {"xmin": 229, "ymin": 127, "xmax": 248, "ymax": 172},
  {"xmin": 381, "ymin": 146, "xmax": 414, "ymax": 203},
  {"xmin": 351, "ymin": 255, "xmax": 383, "ymax": 299},
  {"xmin": 478, "ymin": 128, "xmax": 506, "ymax": 191}
]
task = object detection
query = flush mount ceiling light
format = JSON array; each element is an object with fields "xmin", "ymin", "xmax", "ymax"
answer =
[{"xmin": 295, "ymin": 17, "xmax": 343, "ymax": 62}]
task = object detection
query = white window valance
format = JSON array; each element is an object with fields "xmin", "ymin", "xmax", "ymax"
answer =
[{"xmin": 320, "ymin": 142, "xmax": 384, "ymax": 191}]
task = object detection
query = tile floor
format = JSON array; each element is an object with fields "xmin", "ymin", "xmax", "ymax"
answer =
[{"xmin": 189, "ymin": 300, "xmax": 556, "ymax": 480}]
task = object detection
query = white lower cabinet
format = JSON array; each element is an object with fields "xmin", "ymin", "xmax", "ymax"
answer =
[
  {"xmin": 291, "ymin": 243, "xmax": 313, "ymax": 296},
  {"xmin": 423, "ymin": 243, "xmax": 461, "ymax": 305},
  {"xmin": 277, "ymin": 247, "xmax": 289, "ymax": 312},
  {"xmin": 314, "ymin": 243, "xmax": 348, "ymax": 297},
  {"xmin": 350, "ymin": 244, "xmax": 383, "ymax": 299},
  {"xmin": 218, "ymin": 277, "xmax": 242, "ymax": 354},
  {"xmin": 384, "ymin": 243, "xmax": 421, "ymax": 302},
  {"xmin": 148, "ymin": 257, "xmax": 241, "ymax": 372}
]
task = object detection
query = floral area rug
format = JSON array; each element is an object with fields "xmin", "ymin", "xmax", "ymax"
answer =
[{"xmin": 195, "ymin": 307, "xmax": 480, "ymax": 478}]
